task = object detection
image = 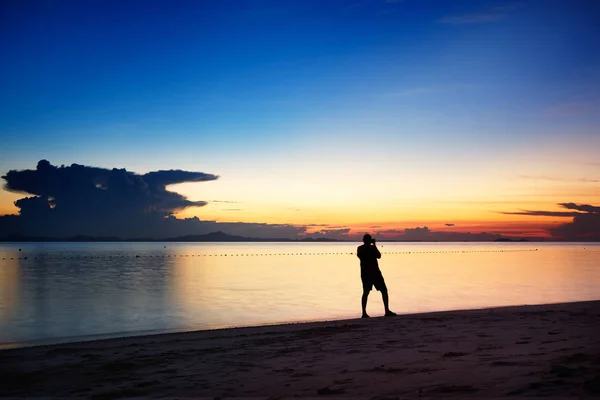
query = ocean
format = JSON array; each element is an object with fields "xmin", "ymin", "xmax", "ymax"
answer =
[{"xmin": 1, "ymin": 241, "xmax": 598, "ymax": 348}]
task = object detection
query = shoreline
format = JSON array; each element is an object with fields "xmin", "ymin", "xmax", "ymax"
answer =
[
  {"xmin": 1, "ymin": 300, "xmax": 599, "ymax": 398},
  {"xmin": 0, "ymin": 300, "xmax": 596, "ymax": 351}
]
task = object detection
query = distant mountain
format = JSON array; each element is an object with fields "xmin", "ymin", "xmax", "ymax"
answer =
[
  {"xmin": 0, "ymin": 231, "xmax": 345, "ymax": 242},
  {"xmin": 494, "ymin": 237, "xmax": 530, "ymax": 242},
  {"xmin": 0, "ymin": 232, "xmax": 537, "ymax": 243},
  {"xmin": 0, "ymin": 234, "xmax": 122, "ymax": 242},
  {"xmin": 166, "ymin": 231, "xmax": 342, "ymax": 242},
  {"xmin": 166, "ymin": 231, "xmax": 253, "ymax": 242},
  {"xmin": 299, "ymin": 237, "xmax": 340, "ymax": 242}
]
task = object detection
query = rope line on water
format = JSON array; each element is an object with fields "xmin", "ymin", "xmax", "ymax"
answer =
[{"xmin": 0, "ymin": 248, "xmax": 539, "ymax": 261}]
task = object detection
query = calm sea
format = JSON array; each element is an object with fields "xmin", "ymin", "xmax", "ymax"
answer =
[{"xmin": 1, "ymin": 242, "xmax": 599, "ymax": 348}]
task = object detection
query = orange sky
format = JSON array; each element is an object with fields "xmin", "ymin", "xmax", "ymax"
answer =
[{"xmin": 1, "ymin": 154, "xmax": 597, "ymax": 239}]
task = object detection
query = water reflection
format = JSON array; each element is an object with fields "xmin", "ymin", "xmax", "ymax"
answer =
[
  {"xmin": 0, "ymin": 242, "xmax": 599, "ymax": 345},
  {"xmin": 1, "ymin": 243, "xmax": 174, "ymax": 343},
  {"xmin": 0, "ymin": 256, "xmax": 18, "ymax": 324}
]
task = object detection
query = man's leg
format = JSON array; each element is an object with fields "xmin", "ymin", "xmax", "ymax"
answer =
[
  {"xmin": 380, "ymin": 283, "xmax": 396, "ymax": 316},
  {"xmin": 381, "ymin": 288, "xmax": 390, "ymax": 313},
  {"xmin": 361, "ymin": 289, "xmax": 370, "ymax": 317}
]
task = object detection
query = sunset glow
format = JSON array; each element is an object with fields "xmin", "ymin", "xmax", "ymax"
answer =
[{"xmin": 1, "ymin": 0, "xmax": 599, "ymax": 240}]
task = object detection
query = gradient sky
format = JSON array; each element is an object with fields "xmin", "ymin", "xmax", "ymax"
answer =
[{"xmin": 1, "ymin": 0, "xmax": 599, "ymax": 239}]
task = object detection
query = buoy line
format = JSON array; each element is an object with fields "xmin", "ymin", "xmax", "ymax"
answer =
[{"xmin": 0, "ymin": 248, "xmax": 539, "ymax": 261}]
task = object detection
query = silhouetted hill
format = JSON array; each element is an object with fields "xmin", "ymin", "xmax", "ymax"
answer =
[
  {"xmin": 165, "ymin": 231, "xmax": 342, "ymax": 242},
  {"xmin": 167, "ymin": 231, "xmax": 252, "ymax": 242},
  {"xmin": 1, "ymin": 234, "xmax": 122, "ymax": 242},
  {"xmin": 0, "ymin": 232, "xmax": 540, "ymax": 243},
  {"xmin": 0, "ymin": 231, "xmax": 345, "ymax": 242},
  {"xmin": 494, "ymin": 237, "xmax": 530, "ymax": 242}
]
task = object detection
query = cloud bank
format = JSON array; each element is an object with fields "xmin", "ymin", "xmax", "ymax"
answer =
[
  {"xmin": 0, "ymin": 160, "xmax": 306, "ymax": 239},
  {"xmin": 2, "ymin": 161, "xmax": 597, "ymax": 241},
  {"xmin": 502, "ymin": 202, "xmax": 600, "ymax": 241}
]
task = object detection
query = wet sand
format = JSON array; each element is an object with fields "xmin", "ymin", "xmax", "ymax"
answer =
[{"xmin": 1, "ymin": 300, "xmax": 599, "ymax": 399}]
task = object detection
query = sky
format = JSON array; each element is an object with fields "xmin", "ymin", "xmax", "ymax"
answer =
[{"xmin": 0, "ymin": 0, "xmax": 599, "ymax": 240}]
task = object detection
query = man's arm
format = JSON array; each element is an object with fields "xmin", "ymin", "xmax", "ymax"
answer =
[{"xmin": 373, "ymin": 242, "xmax": 381, "ymax": 258}]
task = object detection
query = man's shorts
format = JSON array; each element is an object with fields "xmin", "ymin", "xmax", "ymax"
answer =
[{"xmin": 361, "ymin": 272, "xmax": 387, "ymax": 292}]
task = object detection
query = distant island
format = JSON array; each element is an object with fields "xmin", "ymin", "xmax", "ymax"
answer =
[
  {"xmin": 0, "ymin": 231, "xmax": 343, "ymax": 243},
  {"xmin": 0, "ymin": 231, "xmax": 539, "ymax": 243}
]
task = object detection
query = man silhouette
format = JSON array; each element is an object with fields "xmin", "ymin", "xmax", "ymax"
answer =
[{"xmin": 357, "ymin": 234, "xmax": 396, "ymax": 318}]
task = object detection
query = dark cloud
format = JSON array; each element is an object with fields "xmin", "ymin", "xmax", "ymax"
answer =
[
  {"xmin": 445, "ymin": 223, "xmax": 455, "ymax": 227},
  {"xmin": 404, "ymin": 226, "xmax": 431, "ymax": 240},
  {"xmin": 502, "ymin": 202, "xmax": 600, "ymax": 241},
  {"xmin": 559, "ymin": 203, "xmax": 600, "ymax": 213},
  {"xmin": 143, "ymin": 169, "xmax": 218, "ymax": 187},
  {"xmin": 2, "ymin": 160, "xmax": 216, "ymax": 216},
  {"xmin": 551, "ymin": 213, "xmax": 600, "ymax": 241},
  {"xmin": 501, "ymin": 210, "xmax": 582, "ymax": 217},
  {"xmin": 551, "ymin": 203, "xmax": 600, "ymax": 240},
  {"xmin": 0, "ymin": 160, "xmax": 306, "ymax": 239},
  {"xmin": 372, "ymin": 227, "xmax": 503, "ymax": 242},
  {"xmin": 310, "ymin": 228, "xmax": 352, "ymax": 240}
]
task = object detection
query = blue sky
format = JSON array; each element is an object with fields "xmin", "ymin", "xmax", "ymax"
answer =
[
  {"xmin": 1, "ymin": 0, "xmax": 599, "ymax": 239},
  {"xmin": 2, "ymin": 0, "xmax": 598, "ymax": 163}
]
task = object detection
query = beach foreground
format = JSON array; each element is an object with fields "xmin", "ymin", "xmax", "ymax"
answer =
[{"xmin": 1, "ymin": 301, "xmax": 599, "ymax": 398}]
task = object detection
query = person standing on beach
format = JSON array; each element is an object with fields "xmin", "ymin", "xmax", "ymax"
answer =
[{"xmin": 357, "ymin": 234, "xmax": 396, "ymax": 318}]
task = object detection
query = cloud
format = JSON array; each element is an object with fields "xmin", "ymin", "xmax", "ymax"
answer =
[
  {"xmin": 559, "ymin": 203, "xmax": 600, "ymax": 213},
  {"xmin": 501, "ymin": 202, "xmax": 600, "ymax": 241},
  {"xmin": 501, "ymin": 210, "xmax": 583, "ymax": 217},
  {"xmin": 307, "ymin": 228, "xmax": 353, "ymax": 240},
  {"xmin": 518, "ymin": 174, "xmax": 565, "ymax": 182},
  {"xmin": 295, "ymin": 224, "xmax": 529, "ymax": 242},
  {"xmin": 518, "ymin": 175, "xmax": 600, "ymax": 183},
  {"xmin": 404, "ymin": 226, "xmax": 431, "ymax": 240},
  {"xmin": 314, "ymin": 228, "xmax": 352, "ymax": 235},
  {"xmin": 371, "ymin": 226, "xmax": 505, "ymax": 241},
  {"xmin": 445, "ymin": 223, "xmax": 455, "ymax": 227},
  {"xmin": 2, "ymin": 160, "xmax": 217, "ymax": 215},
  {"xmin": 551, "ymin": 213, "xmax": 600, "ymax": 241},
  {"xmin": 0, "ymin": 160, "xmax": 307, "ymax": 239}
]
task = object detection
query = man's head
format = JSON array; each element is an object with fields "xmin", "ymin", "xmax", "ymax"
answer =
[{"xmin": 363, "ymin": 234, "xmax": 372, "ymax": 244}]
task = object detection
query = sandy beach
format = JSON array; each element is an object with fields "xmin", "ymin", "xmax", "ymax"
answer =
[{"xmin": 1, "ymin": 300, "xmax": 599, "ymax": 399}]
